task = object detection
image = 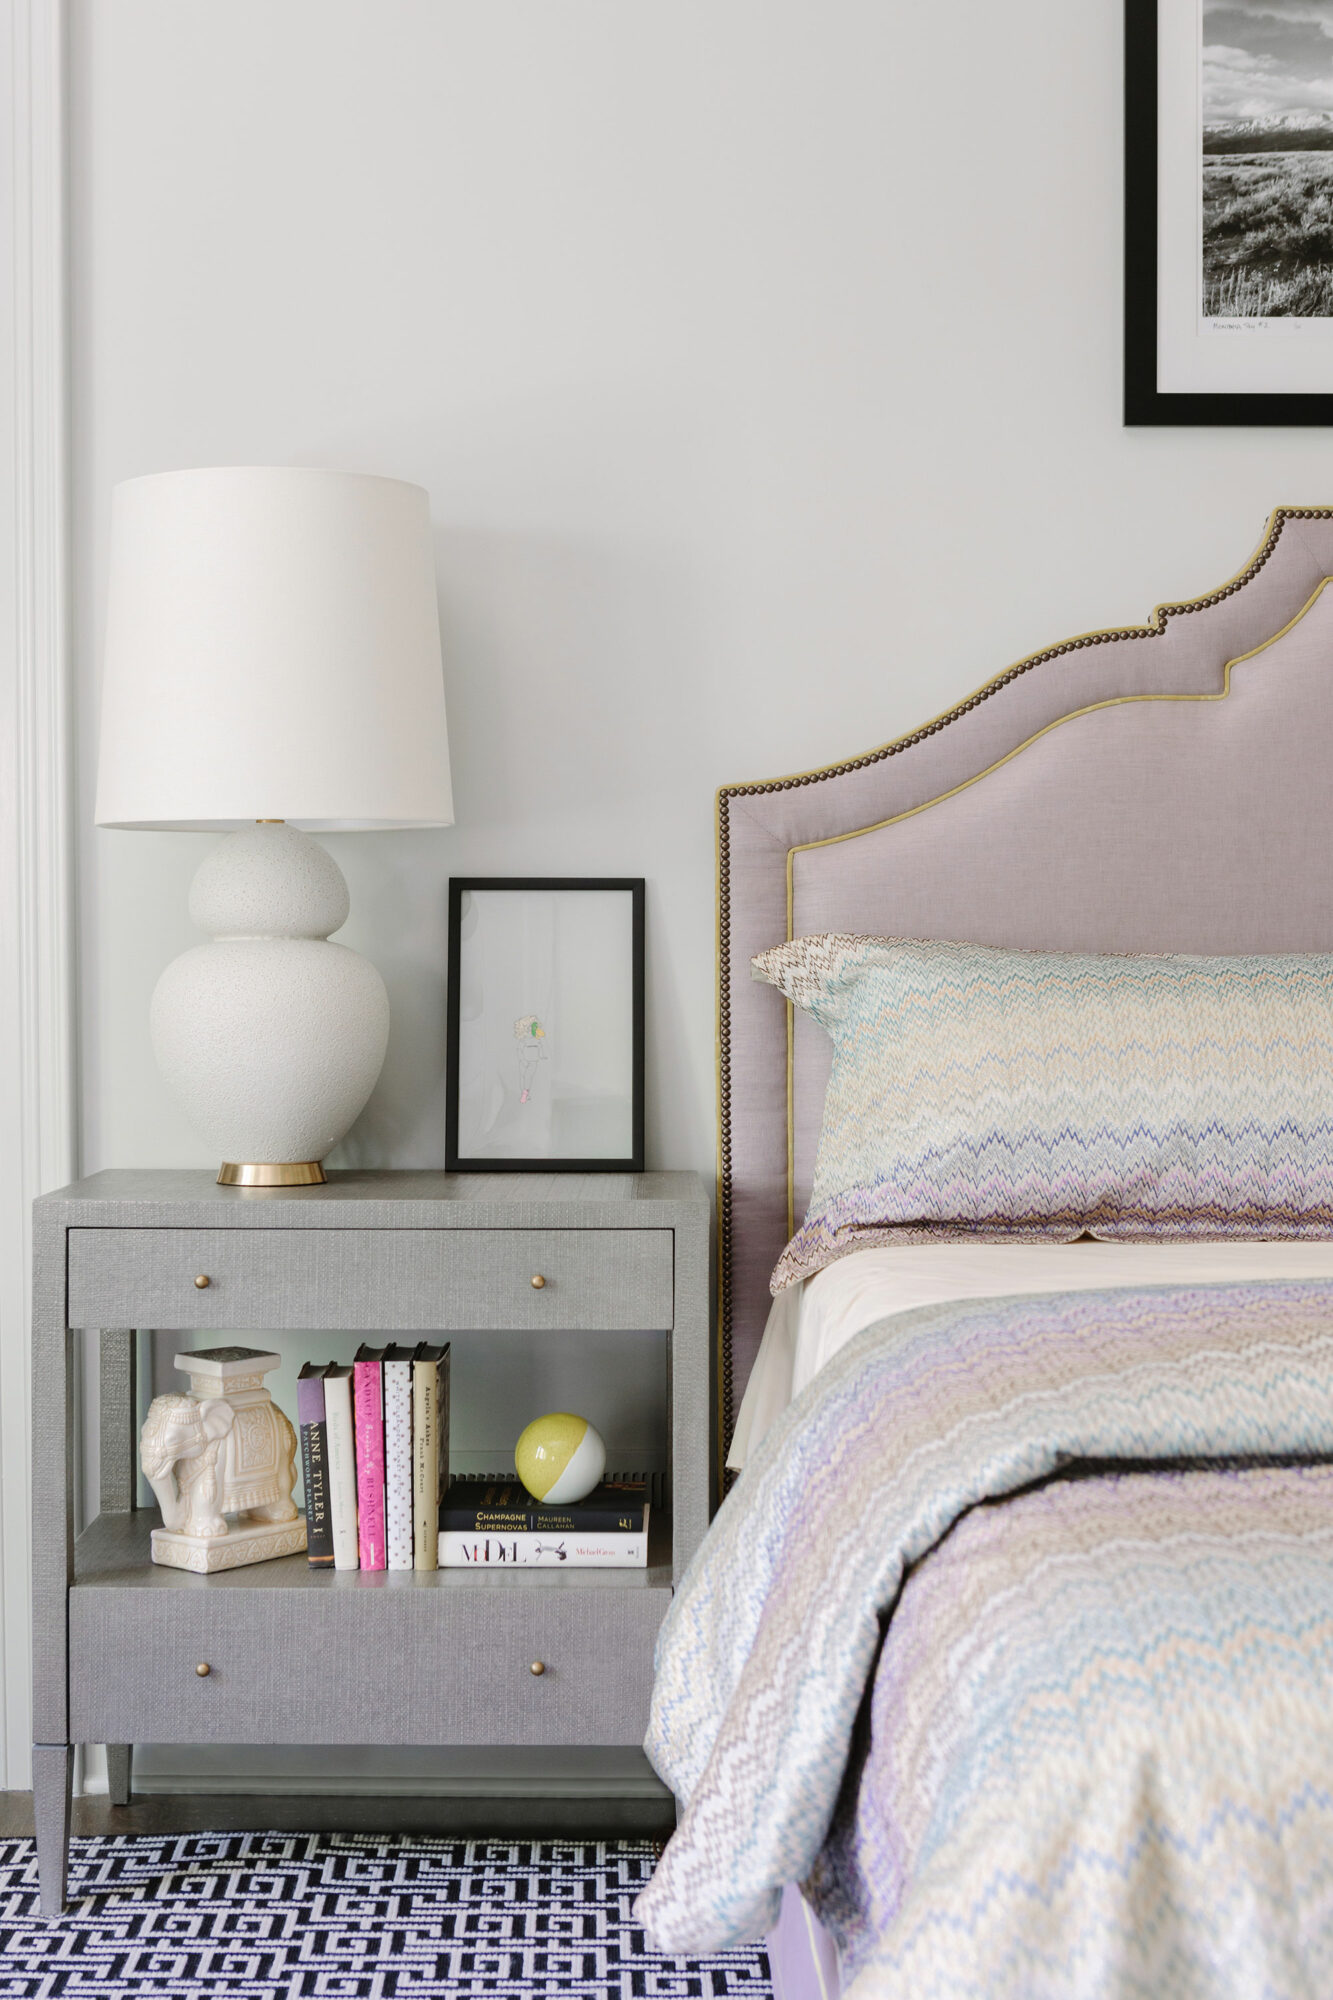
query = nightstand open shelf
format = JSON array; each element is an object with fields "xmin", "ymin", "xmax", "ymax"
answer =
[
  {"xmin": 33, "ymin": 1168, "xmax": 710, "ymax": 1914},
  {"xmin": 73, "ymin": 1507, "xmax": 675, "ymax": 1589}
]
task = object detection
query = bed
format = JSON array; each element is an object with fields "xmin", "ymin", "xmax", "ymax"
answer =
[{"xmin": 638, "ymin": 508, "xmax": 1333, "ymax": 1997}]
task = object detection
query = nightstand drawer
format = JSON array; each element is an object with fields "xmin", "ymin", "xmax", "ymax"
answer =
[
  {"xmin": 69, "ymin": 1580, "xmax": 669, "ymax": 1745},
  {"xmin": 66, "ymin": 1227, "xmax": 673, "ymax": 1330}
]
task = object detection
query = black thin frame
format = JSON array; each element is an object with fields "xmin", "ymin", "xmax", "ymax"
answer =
[
  {"xmin": 445, "ymin": 877, "xmax": 646, "ymax": 1174},
  {"xmin": 1125, "ymin": 0, "xmax": 1333, "ymax": 425}
]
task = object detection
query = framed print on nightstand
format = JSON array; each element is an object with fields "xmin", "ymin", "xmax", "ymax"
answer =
[
  {"xmin": 1126, "ymin": 0, "xmax": 1333, "ymax": 423},
  {"xmin": 446, "ymin": 878, "xmax": 645, "ymax": 1172}
]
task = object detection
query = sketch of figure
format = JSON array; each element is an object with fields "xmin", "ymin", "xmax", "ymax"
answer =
[{"xmin": 514, "ymin": 1015, "xmax": 548, "ymax": 1103}]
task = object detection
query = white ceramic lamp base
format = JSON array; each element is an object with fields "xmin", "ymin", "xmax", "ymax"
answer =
[{"xmin": 150, "ymin": 823, "xmax": 390, "ymax": 1184}]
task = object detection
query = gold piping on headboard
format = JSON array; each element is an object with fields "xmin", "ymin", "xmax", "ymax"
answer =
[{"xmin": 713, "ymin": 505, "xmax": 1333, "ymax": 1495}]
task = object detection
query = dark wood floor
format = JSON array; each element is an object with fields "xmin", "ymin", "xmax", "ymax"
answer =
[{"xmin": 0, "ymin": 1790, "xmax": 675, "ymax": 1840}]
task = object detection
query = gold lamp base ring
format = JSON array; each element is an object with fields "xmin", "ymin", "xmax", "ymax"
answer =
[{"xmin": 217, "ymin": 1162, "xmax": 327, "ymax": 1188}]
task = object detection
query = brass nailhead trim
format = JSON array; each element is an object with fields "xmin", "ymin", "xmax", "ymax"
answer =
[{"xmin": 712, "ymin": 507, "xmax": 1332, "ymax": 1485}]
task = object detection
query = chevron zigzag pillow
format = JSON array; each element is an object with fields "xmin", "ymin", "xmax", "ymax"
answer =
[{"xmin": 753, "ymin": 934, "xmax": 1333, "ymax": 1291}]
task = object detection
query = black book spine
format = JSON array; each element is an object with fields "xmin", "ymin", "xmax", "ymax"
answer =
[
  {"xmin": 441, "ymin": 1477, "xmax": 649, "ymax": 1534},
  {"xmin": 531, "ymin": 1503, "xmax": 647, "ymax": 1533},
  {"xmin": 440, "ymin": 1503, "xmax": 648, "ymax": 1533},
  {"xmin": 300, "ymin": 1416, "xmax": 335, "ymax": 1567},
  {"xmin": 440, "ymin": 1507, "xmax": 534, "ymax": 1532}
]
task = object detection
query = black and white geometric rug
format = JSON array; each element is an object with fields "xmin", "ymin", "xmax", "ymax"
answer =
[{"xmin": 0, "ymin": 1832, "xmax": 772, "ymax": 1998}]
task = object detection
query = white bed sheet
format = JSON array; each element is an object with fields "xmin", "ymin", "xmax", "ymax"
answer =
[{"xmin": 728, "ymin": 1240, "xmax": 1333, "ymax": 1470}]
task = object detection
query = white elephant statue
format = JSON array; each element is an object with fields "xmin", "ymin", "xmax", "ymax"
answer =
[{"xmin": 141, "ymin": 1389, "xmax": 299, "ymax": 1540}]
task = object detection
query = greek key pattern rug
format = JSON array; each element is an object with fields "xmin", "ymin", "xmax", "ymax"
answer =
[{"xmin": 0, "ymin": 1833, "xmax": 773, "ymax": 1998}]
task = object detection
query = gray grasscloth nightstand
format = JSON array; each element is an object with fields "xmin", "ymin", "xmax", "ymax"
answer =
[{"xmin": 31, "ymin": 1168, "xmax": 710, "ymax": 1916}]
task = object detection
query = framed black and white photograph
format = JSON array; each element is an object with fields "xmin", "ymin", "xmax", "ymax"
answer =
[
  {"xmin": 1126, "ymin": 0, "xmax": 1333, "ymax": 422},
  {"xmin": 446, "ymin": 878, "xmax": 645, "ymax": 1172}
]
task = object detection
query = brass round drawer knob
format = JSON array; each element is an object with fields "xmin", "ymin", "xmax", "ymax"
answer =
[
  {"xmin": 195, "ymin": 1662, "xmax": 212, "ymax": 1677},
  {"xmin": 530, "ymin": 1274, "xmax": 546, "ymax": 1290},
  {"xmin": 529, "ymin": 1660, "xmax": 546, "ymax": 1676},
  {"xmin": 194, "ymin": 1274, "xmax": 211, "ymax": 1289}
]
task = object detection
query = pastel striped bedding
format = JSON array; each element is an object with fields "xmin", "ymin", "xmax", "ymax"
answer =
[
  {"xmin": 636, "ymin": 1280, "xmax": 1333, "ymax": 1996},
  {"xmin": 815, "ymin": 1463, "xmax": 1333, "ymax": 1998},
  {"xmin": 752, "ymin": 936, "xmax": 1333, "ymax": 1290}
]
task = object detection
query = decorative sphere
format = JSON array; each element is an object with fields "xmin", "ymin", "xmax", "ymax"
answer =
[{"xmin": 515, "ymin": 1413, "xmax": 606, "ymax": 1504}]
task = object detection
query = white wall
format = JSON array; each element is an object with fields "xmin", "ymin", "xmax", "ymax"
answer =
[
  {"xmin": 1, "ymin": 0, "xmax": 73, "ymax": 1795},
  {"xmin": 69, "ymin": 0, "xmax": 1333, "ymax": 1187},
  {"xmin": 44, "ymin": 0, "xmax": 1333, "ymax": 1802}
]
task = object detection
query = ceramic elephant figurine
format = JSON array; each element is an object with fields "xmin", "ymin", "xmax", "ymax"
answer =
[{"xmin": 141, "ymin": 1389, "xmax": 300, "ymax": 1540}]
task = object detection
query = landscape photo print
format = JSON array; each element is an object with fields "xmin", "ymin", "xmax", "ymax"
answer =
[
  {"xmin": 1125, "ymin": 0, "xmax": 1333, "ymax": 418},
  {"xmin": 1204, "ymin": 0, "xmax": 1333, "ymax": 320}
]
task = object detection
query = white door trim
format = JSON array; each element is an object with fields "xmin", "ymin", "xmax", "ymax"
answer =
[{"xmin": 0, "ymin": 0, "xmax": 74, "ymax": 1793}]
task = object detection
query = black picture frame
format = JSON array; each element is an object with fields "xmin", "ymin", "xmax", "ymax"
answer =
[
  {"xmin": 445, "ymin": 877, "xmax": 645, "ymax": 1174},
  {"xmin": 1125, "ymin": 0, "xmax": 1333, "ymax": 426}
]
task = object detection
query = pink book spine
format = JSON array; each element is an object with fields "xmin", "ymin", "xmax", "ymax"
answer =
[{"xmin": 353, "ymin": 1358, "xmax": 386, "ymax": 1571}]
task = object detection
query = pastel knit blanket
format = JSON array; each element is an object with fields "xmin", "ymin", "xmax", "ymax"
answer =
[{"xmin": 636, "ymin": 1281, "xmax": 1333, "ymax": 1997}]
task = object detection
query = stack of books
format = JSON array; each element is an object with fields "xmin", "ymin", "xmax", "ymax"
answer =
[
  {"xmin": 296, "ymin": 1343, "xmax": 450, "ymax": 1572},
  {"xmin": 439, "ymin": 1477, "xmax": 651, "ymax": 1567}
]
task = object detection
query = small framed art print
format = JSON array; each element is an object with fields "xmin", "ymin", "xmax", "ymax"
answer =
[
  {"xmin": 446, "ymin": 878, "xmax": 645, "ymax": 1172},
  {"xmin": 1126, "ymin": 0, "xmax": 1333, "ymax": 423}
]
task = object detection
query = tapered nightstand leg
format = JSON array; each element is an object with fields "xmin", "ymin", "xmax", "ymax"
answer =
[
  {"xmin": 105, "ymin": 1744, "xmax": 132, "ymax": 1807},
  {"xmin": 32, "ymin": 1743, "xmax": 72, "ymax": 1916}
]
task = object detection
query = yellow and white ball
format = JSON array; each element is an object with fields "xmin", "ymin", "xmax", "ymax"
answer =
[{"xmin": 515, "ymin": 1412, "xmax": 606, "ymax": 1504}]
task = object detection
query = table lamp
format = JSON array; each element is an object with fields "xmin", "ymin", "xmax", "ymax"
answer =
[{"xmin": 95, "ymin": 466, "xmax": 453, "ymax": 1185}]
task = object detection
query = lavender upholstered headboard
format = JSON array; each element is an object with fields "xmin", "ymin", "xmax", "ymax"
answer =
[{"xmin": 715, "ymin": 507, "xmax": 1333, "ymax": 1483}]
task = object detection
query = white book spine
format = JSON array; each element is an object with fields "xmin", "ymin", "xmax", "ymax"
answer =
[
  {"xmin": 412, "ymin": 1353, "xmax": 446, "ymax": 1571},
  {"xmin": 323, "ymin": 1372, "xmax": 359, "ymax": 1571},
  {"xmin": 384, "ymin": 1356, "xmax": 414, "ymax": 1571},
  {"xmin": 438, "ymin": 1529, "xmax": 649, "ymax": 1569}
]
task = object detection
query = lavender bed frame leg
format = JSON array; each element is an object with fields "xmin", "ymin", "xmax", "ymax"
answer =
[{"xmin": 766, "ymin": 1883, "xmax": 841, "ymax": 2000}]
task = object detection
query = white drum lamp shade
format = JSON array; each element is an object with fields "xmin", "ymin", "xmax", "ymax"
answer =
[
  {"xmin": 95, "ymin": 466, "xmax": 453, "ymax": 1185},
  {"xmin": 96, "ymin": 466, "xmax": 453, "ymax": 830}
]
